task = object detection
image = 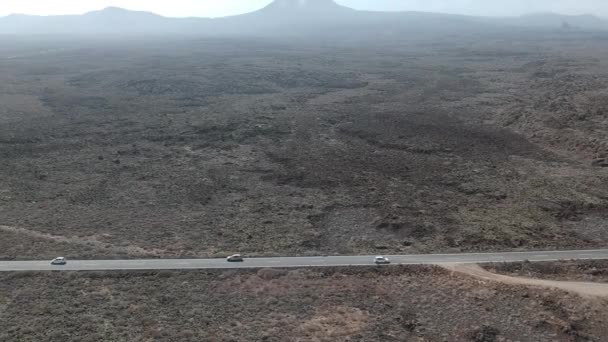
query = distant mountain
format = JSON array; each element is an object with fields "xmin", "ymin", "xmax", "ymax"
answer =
[
  {"xmin": 213, "ymin": 0, "xmax": 486, "ymax": 35},
  {"xmin": 1, "ymin": 0, "xmax": 607, "ymax": 36},
  {"xmin": 259, "ymin": 0, "xmax": 352, "ymax": 15},
  {"xmin": 0, "ymin": 7, "xmax": 192, "ymax": 35},
  {"xmin": 205, "ymin": 0, "xmax": 354, "ymax": 34}
]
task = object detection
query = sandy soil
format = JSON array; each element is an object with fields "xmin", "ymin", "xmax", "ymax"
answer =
[{"xmin": 443, "ymin": 263, "xmax": 608, "ymax": 297}]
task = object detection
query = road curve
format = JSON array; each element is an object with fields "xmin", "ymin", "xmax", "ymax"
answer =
[{"xmin": 1, "ymin": 249, "xmax": 608, "ymax": 272}]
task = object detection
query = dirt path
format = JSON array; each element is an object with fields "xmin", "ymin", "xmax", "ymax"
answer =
[
  {"xmin": 442, "ymin": 264, "xmax": 608, "ymax": 297},
  {"xmin": 0, "ymin": 225, "xmax": 162, "ymax": 257}
]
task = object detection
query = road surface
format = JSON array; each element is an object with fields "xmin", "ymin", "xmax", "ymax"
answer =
[{"xmin": 1, "ymin": 249, "xmax": 607, "ymax": 272}]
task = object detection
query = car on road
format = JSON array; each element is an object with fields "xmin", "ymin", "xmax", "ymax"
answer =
[
  {"xmin": 227, "ymin": 254, "xmax": 244, "ymax": 262},
  {"xmin": 374, "ymin": 256, "xmax": 390, "ymax": 264},
  {"xmin": 51, "ymin": 257, "xmax": 67, "ymax": 265}
]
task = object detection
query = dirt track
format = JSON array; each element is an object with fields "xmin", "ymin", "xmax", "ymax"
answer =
[
  {"xmin": 0, "ymin": 225, "xmax": 161, "ymax": 257},
  {"xmin": 443, "ymin": 264, "xmax": 608, "ymax": 297}
]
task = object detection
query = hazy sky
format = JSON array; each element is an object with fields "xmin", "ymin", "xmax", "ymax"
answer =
[{"xmin": 1, "ymin": 0, "xmax": 607, "ymax": 18}]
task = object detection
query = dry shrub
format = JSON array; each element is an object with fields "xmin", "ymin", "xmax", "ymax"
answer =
[{"xmin": 257, "ymin": 268, "xmax": 288, "ymax": 280}]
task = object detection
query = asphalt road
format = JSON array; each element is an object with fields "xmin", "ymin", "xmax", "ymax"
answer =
[{"xmin": 1, "ymin": 249, "xmax": 608, "ymax": 272}]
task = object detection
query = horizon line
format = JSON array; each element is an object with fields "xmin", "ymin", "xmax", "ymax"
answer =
[{"xmin": 1, "ymin": 5, "xmax": 606, "ymax": 21}]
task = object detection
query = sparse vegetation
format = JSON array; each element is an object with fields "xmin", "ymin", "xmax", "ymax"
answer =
[
  {"xmin": 1, "ymin": 32, "xmax": 608, "ymax": 260},
  {"xmin": 485, "ymin": 260, "xmax": 608, "ymax": 282},
  {"xmin": 1, "ymin": 266, "xmax": 607, "ymax": 341},
  {"xmin": 2, "ymin": 5, "xmax": 608, "ymax": 342}
]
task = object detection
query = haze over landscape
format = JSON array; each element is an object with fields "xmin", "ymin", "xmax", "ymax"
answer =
[{"xmin": 2, "ymin": 0, "xmax": 608, "ymax": 341}]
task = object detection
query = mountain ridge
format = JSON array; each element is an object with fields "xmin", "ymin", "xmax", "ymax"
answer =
[{"xmin": 0, "ymin": 0, "xmax": 607, "ymax": 35}]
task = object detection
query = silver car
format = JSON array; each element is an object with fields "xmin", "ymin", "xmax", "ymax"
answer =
[
  {"xmin": 374, "ymin": 256, "xmax": 390, "ymax": 264},
  {"xmin": 51, "ymin": 257, "xmax": 67, "ymax": 265},
  {"xmin": 227, "ymin": 254, "xmax": 244, "ymax": 262}
]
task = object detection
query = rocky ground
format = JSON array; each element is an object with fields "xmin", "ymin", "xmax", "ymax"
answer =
[
  {"xmin": 485, "ymin": 260, "xmax": 608, "ymax": 283},
  {"xmin": 2, "ymin": 266, "xmax": 608, "ymax": 342},
  {"xmin": 0, "ymin": 31, "xmax": 607, "ymax": 260}
]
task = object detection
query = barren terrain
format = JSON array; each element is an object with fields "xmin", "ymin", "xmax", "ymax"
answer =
[
  {"xmin": 485, "ymin": 260, "xmax": 608, "ymax": 283},
  {"xmin": 2, "ymin": 10, "xmax": 608, "ymax": 342},
  {"xmin": 1, "ymin": 31, "xmax": 608, "ymax": 260},
  {"xmin": 2, "ymin": 266, "xmax": 608, "ymax": 342}
]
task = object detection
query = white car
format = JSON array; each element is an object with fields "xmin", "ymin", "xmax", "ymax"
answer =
[
  {"xmin": 374, "ymin": 256, "xmax": 390, "ymax": 264},
  {"xmin": 51, "ymin": 257, "xmax": 67, "ymax": 265},
  {"xmin": 227, "ymin": 254, "xmax": 244, "ymax": 262}
]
